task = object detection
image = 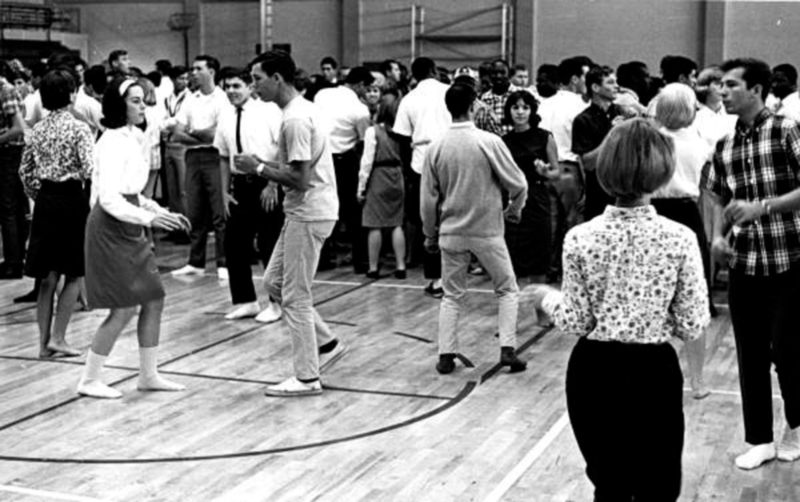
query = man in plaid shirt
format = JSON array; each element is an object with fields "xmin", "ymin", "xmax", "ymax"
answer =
[
  {"xmin": 480, "ymin": 59, "xmax": 523, "ymax": 135},
  {"xmin": 703, "ymin": 58, "xmax": 800, "ymax": 471},
  {"xmin": 0, "ymin": 59, "xmax": 28, "ymax": 279}
]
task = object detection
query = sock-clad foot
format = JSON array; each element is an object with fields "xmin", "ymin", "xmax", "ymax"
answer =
[
  {"xmin": 225, "ymin": 301, "xmax": 261, "ymax": 320},
  {"xmin": 138, "ymin": 375, "xmax": 186, "ymax": 392},
  {"xmin": 137, "ymin": 346, "xmax": 186, "ymax": 392},
  {"xmin": 45, "ymin": 341, "xmax": 81, "ymax": 357},
  {"xmin": 735, "ymin": 443, "xmax": 776, "ymax": 470},
  {"xmin": 255, "ymin": 301, "xmax": 282, "ymax": 324},
  {"xmin": 500, "ymin": 346, "xmax": 527, "ymax": 373},
  {"xmin": 77, "ymin": 380, "xmax": 123, "ymax": 399},
  {"xmin": 436, "ymin": 353, "xmax": 456, "ymax": 374},
  {"xmin": 264, "ymin": 377, "xmax": 322, "ymax": 397},
  {"xmin": 778, "ymin": 427, "xmax": 800, "ymax": 462}
]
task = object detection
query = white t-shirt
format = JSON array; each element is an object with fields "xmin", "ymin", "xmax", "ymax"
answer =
[
  {"xmin": 653, "ymin": 126, "xmax": 712, "ymax": 200},
  {"xmin": 538, "ymin": 89, "xmax": 588, "ymax": 163},
  {"xmin": 176, "ymin": 86, "xmax": 230, "ymax": 149},
  {"xmin": 314, "ymin": 85, "xmax": 370, "ymax": 154},
  {"xmin": 393, "ymin": 78, "xmax": 451, "ymax": 174}
]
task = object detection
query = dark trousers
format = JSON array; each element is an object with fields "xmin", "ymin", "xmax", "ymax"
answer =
[
  {"xmin": 224, "ymin": 175, "xmax": 284, "ymax": 304},
  {"xmin": 584, "ymin": 170, "xmax": 614, "ymax": 221},
  {"xmin": 729, "ymin": 265, "xmax": 800, "ymax": 445},
  {"xmin": 186, "ymin": 147, "xmax": 226, "ymax": 268},
  {"xmin": 333, "ymin": 149, "xmax": 366, "ymax": 270},
  {"xmin": 651, "ymin": 198, "xmax": 713, "ymax": 311},
  {"xmin": 550, "ymin": 161, "xmax": 584, "ymax": 276},
  {"xmin": 567, "ymin": 337, "xmax": 684, "ymax": 502},
  {"xmin": 0, "ymin": 145, "xmax": 29, "ymax": 266},
  {"xmin": 405, "ymin": 168, "xmax": 440, "ymax": 279}
]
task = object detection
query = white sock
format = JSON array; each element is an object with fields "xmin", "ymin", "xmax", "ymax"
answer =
[
  {"xmin": 77, "ymin": 350, "xmax": 122, "ymax": 399},
  {"xmin": 735, "ymin": 443, "xmax": 776, "ymax": 470},
  {"xmin": 138, "ymin": 346, "xmax": 185, "ymax": 391}
]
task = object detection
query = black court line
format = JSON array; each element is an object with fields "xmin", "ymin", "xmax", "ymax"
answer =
[
  {"xmin": 0, "ymin": 304, "xmax": 35, "ymax": 318},
  {"xmin": 392, "ymin": 331, "xmax": 433, "ymax": 344},
  {"xmin": 480, "ymin": 325, "xmax": 555, "ymax": 384},
  {"xmin": 326, "ymin": 319, "xmax": 357, "ymax": 327},
  {"xmin": 0, "ymin": 382, "xmax": 476, "ymax": 464},
  {"xmin": 456, "ymin": 353, "xmax": 475, "ymax": 368}
]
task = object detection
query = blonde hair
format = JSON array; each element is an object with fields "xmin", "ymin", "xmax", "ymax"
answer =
[
  {"xmin": 655, "ymin": 83, "xmax": 696, "ymax": 130},
  {"xmin": 597, "ymin": 118, "xmax": 675, "ymax": 202}
]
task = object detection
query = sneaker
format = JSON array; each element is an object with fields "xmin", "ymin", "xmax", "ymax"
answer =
[
  {"xmin": 264, "ymin": 377, "xmax": 322, "ymax": 397},
  {"xmin": 217, "ymin": 267, "xmax": 229, "ymax": 281},
  {"xmin": 424, "ymin": 281, "xmax": 444, "ymax": 299},
  {"xmin": 225, "ymin": 301, "xmax": 261, "ymax": 320},
  {"xmin": 735, "ymin": 443, "xmax": 776, "ymax": 470},
  {"xmin": 319, "ymin": 340, "xmax": 348, "ymax": 371},
  {"xmin": 171, "ymin": 264, "xmax": 204, "ymax": 276},
  {"xmin": 255, "ymin": 302, "xmax": 282, "ymax": 324}
]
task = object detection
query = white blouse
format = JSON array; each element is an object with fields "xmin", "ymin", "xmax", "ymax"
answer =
[{"xmin": 91, "ymin": 126, "xmax": 167, "ymax": 226}]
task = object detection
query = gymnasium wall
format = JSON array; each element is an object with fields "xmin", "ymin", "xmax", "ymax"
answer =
[{"xmin": 723, "ymin": 1, "xmax": 800, "ymax": 67}]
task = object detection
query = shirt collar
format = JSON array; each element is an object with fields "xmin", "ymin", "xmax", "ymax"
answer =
[
  {"xmin": 735, "ymin": 107, "xmax": 771, "ymax": 136},
  {"xmin": 603, "ymin": 205, "xmax": 658, "ymax": 220},
  {"xmin": 450, "ymin": 121, "xmax": 476, "ymax": 130}
]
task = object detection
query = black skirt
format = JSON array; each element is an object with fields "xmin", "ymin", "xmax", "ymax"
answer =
[
  {"xmin": 363, "ymin": 165, "xmax": 404, "ymax": 228},
  {"xmin": 84, "ymin": 195, "xmax": 165, "ymax": 309},
  {"xmin": 25, "ymin": 180, "xmax": 89, "ymax": 279}
]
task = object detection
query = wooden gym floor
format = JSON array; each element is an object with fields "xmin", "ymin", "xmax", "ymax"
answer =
[{"xmin": 0, "ymin": 236, "xmax": 797, "ymax": 502}]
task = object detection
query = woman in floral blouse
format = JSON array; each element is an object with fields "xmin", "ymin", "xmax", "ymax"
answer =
[
  {"xmin": 536, "ymin": 118, "xmax": 710, "ymax": 500},
  {"xmin": 19, "ymin": 69, "xmax": 94, "ymax": 358}
]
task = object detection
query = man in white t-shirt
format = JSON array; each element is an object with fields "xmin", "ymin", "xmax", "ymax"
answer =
[
  {"xmin": 236, "ymin": 50, "xmax": 345, "ymax": 397},
  {"xmin": 169, "ymin": 55, "xmax": 230, "ymax": 279}
]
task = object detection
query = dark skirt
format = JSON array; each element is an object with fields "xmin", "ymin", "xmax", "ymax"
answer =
[
  {"xmin": 25, "ymin": 180, "xmax": 89, "ymax": 279},
  {"xmin": 84, "ymin": 195, "xmax": 164, "ymax": 309},
  {"xmin": 362, "ymin": 165, "xmax": 404, "ymax": 228},
  {"xmin": 504, "ymin": 182, "xmax": 551, "ymax": 277}
]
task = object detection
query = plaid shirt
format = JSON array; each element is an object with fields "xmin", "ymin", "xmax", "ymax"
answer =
[
  {"xmin": 0, "ymin": 81, "xmax": 23, "ymax": 146},
  {"xmin": 480, "ymin": 84, "xmax": 522, "ymax": 134},
  {"xmin": 471, "ymin": 99, "xmax": 503, "ymax": 136},
  {"xmin": 702, "ymin": 108, "xmax": 800, "ymax": 276}
]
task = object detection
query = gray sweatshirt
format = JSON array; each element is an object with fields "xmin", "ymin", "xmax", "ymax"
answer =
[{"xmin": 421, "ymin": 122, "xmax": 528, "ymax": 239}]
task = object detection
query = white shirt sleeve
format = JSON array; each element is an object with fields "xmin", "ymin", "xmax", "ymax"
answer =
[{"xmin": 357, "ymin": 126, "xmax": 377, "ymax": 197}]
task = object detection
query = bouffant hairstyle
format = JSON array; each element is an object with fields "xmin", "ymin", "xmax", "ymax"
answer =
[
  {"xmin": 101, "ymin": 77, "xmax": 142, "ymax": 129},
  {"xmin": 40, "ymin": 68, "xmax": 76, "ymax": 111},
  {"xmin": 597, "ymin": 118, "xmax": 675, "ymax": 203},
  {"xmin": 503, "ymin": 90, "xmax": 541, "ymax": 128},
  {"xmin": 655, "ymin": 83, "xmax": 696, "ymax": 131}
]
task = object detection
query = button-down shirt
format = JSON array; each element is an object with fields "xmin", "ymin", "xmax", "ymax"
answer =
[
  {"xmin": 19, "ymin": 109, "xmax": 94, "ymax": 199},
  {"xmin": 394, "ymin": 78, "xmax": 451, "ymax": 174},
  {"xmin": 480, "ymin": 84, "xmax": 523, "ymax": 134},
  {"xmin": 538, "ymin": 89, "xmax": 589, "ymax": 163},
  {"xmin": 214, "ymin": 97, "xmax": 282, "ymax": 170},
  {"xmin": 314, "ymin": 85, "xmax": 370, "ymax": 154},
  {"xmin": 549, "ymin": 205, "xmax": 709, "ymax": 344},
  {"xmin": 702, "ymin": 108, "xmax": 800, "ymax": 276},
  {"xmin": 572, "ymin": 102, "xmax": 623, "ymax": 157},
  {"xmin": 1, "ymin": 81, "xmax": 24, "ymax": 146},
  {"xmin": 176, "ymin": 86, "xmax": 229, "ymax": 150},
  {"xmin": 471, "ymin": 99, "xmax": 503, "ymax": 136}
]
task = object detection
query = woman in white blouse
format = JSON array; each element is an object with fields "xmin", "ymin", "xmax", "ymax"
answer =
[
  {"xmin": 536, "ymin": 119, "xmax": 710, "ymax": 500},
  {"xmin": 77, "ymin": 78, "xmax": 190, "ymax": 399}
]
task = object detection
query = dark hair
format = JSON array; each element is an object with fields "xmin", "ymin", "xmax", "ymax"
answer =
[
  {"xmin": 558, "ymin": 56, "xmax": 587, "ymax": 86},
  {"xmin": 453, "ymin": 74, "xmax": 478, "ymax": 92},
  {"xmin": 194, "ymin": 55, "xmax": 220, "ymax": 77},
  {"xmin": 74, "ymin": 57, "xmax": 88, "ymax": 70},
  {"xmin": 586, "ymin": 65, "xmax": 615, "ymax": 97},
  {"xmin": 411, "ymin": 57, "xmax": 437, "ymax": 82},
  {"xmin": 252, "ymin": 50, "xmax": 296, "ymax": 84},
  {"xmin": 0, "ymin": 59, "xmax": 13, "ymax": 81},
  {"xmin": 219, "ymin": 66, "xmax": 252, "ymax": 85},
  {"xmin": 773, "ymin": 63, "xmax": 798, "ymax": 86},
  {"xmin": 376, "ymin": 99, "xmax": 398, "ymax": 128},
  {"xmin": 84, "ymin": 65, "xmax": 107, "ymax": 95},
  {"xmin": 320, "ymin": 56, "xmax": 338, "ymax": 69},
  {"xmin": 155, "ymin": 59, "xmax": 173, "ymax": 74},
  {"xmin": 294, "ymin": 68, "xmax": 310, "ymax": 94},
  {"xmin": 168, "ymin": 65, "xmax": 189, "ymax": 81},
  {"xmin": 721, "ymin": 58, "xmax": 772, "ymax": 100},
  {"xmin": 11, "ymin": 70, "xmax": 29, "ymax": 83},
  {"xmin": 445, "ymin": 82, "xmax": 476, "ymax": 118},
  {"xmin": 536, "ymin": 63, "xmax": 560, "ymax": 98},
  {"xmin": 660, "ymin": 55, "xmax": 697, "ymax": 84},
  {"xmin": 345, "ymin": 66, "xmax": 375, "ymax": 86},
  {"xmin": 379, "ymin": 59, "xmax": 399, "ymax": 76},
  {"xmin": 101, "ymin": 77, "xmax": 142, "ymax": 129},
  {"xmin": 40, "ymin": 69, "xmax": 76, "ymax": 111},
  {"xmin": 616, "ymin": 61, "xmax": 651, "ymax": 103},
  {"xmin": 108, "ymin": 49, "xmax": 128, "ymax": 65},
  {"xmin": 30, "ymin": 62, "xmax": 47, "ymax": 79},
  {"xmin": 146, "ymin": 70, "xmax": 162, "ymax": 87},
  {"xmin": 46, "ymin": 52, "xmax": 76, "ymax": 71},
  {"xmin": 503, "ymin": 90, "xmax": 541, "ymax": 127}
]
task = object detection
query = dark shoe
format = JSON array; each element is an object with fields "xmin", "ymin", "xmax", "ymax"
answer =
[
  {"xmin": 709, "ymin": 302, "xmax": 719, "ymax": 318},
  {"xmin": 500, "ymin": 346, "xmax": 527, "ymax": 373},
  {"xmin": 353, "ymin": 263, "xmax": 369, "ymax": 275},
  {"xmin": 424, "ymin": 282, "xmax": 444, "ymax": 299},
  {"xmin": 14, "ymin": 287, "xmax": 39, "ymax": 303},
  {"xmin": 394, "ymin": 269, "xmax": 407, "ymax": 280},
  {"xmin": 0, "ymin": 262, "xmax": 23, "ymax": 280},
  {"xmin": 366, "ymin": 269, "xmax": 380, "ymax": 279},
  {"xmin": 436, "ymin": 353, "xmax": 456, "ymax": 374}
]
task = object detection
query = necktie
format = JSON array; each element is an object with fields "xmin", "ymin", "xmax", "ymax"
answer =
[{"xmin": 235, "ymin": 106, "xmax": 243, "ymax": 154}]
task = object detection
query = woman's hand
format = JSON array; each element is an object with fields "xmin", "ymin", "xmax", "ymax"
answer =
[{"xmin": 152, "ymin": 213, "xmax": 191, "ymax": 232}]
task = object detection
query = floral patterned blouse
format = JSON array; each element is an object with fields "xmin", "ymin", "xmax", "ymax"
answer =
[
  {"xmin": 548, "ymin": 205, "xmax": 710, "ymax": 344},
  {"xmin": 19, "ymin": 109, "xmax": 94, "ymax": 200}
]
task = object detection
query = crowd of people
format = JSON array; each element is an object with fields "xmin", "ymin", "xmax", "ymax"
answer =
[{"xmin": 2, "ymin": 45, "xmax": 800, "ymax": 499}]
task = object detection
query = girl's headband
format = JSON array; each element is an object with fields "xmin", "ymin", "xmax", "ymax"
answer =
[{"xmin": 119, "ymin": 78, "xmax": 136, "ymax": 97}]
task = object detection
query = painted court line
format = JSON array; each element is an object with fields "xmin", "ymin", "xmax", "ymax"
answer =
[
  {"xmin": 483, "ymin": 412, "xmax": 571, "ymax": 502},
  {"xmin": 0, "ymin": 484, "xmax": 112, "ymax": 502}
]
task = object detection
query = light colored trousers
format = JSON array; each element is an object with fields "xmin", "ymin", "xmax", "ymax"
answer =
[
  {"xmin": 438, "ymin": 234, "xmax": 520, "ymax": 355},
  {"xmin": 264, "ymin": 219, "xmax": 336, "ymax": 381}
]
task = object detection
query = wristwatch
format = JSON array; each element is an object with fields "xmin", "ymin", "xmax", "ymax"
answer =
[{"xmin": 256, "ymin": 163, "xmax": 265, "ymax": 176}]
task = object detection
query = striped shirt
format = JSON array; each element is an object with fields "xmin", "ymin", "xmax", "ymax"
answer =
[{"xmin": 703, "ymin": 108, "xmax": 800, "ymax": 276}]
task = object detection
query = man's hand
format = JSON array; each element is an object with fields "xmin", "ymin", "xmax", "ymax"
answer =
[
  {"xmin": 223, "ymin": 192, "xmax": 238, "ymax": 218},
  {"xmin": 424, "ymin": 236, "xmax": 439, "ymax": 254},
  {"xmin": 504, "ymin": 207, "xmax": 522, "ymax": 224},
  {"xmin": 723, "ymin": 200, "xmax": 765, "ymax": 226},
  {"xmin": 260, "ymin": 185, "xmax": 278, "ymax": 212},
  {"xmin": 711, "ymin": 235, "xmax": 733, "ymax": 267},
  {"xmin": 234, "ymin": 154, "xmax": 260, "ymax": 174}
]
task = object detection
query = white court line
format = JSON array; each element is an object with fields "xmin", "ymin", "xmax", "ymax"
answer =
[
  {"xmin": 0, "ymin": 485, "xmax": 111, "ymax": 502},
  {"xmin": 483, "ymin": 412, "xmax": 571, "ymax": 502},
  {"xmin": 686, "ymin": 388, "xmax": 782, "ymax": 399}
]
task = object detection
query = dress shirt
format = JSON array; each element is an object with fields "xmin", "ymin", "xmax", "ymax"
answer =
[
  {"xmin": 480, "ymin": 84, "xmax": 523, "ymax": 134},
  {"xmin": 703, "ymin": 108, "xmax": 800, "ymax": 276},
  {"xmin": 176, "ymin": 86, "xmax": 230, "ymax": 149},
  {"xmin": 314, "ymin": 85, "xmax": 370, "ymax": 154},
  {"xmin": 538, "ymin": 90, "xmax": 588, "ymax": 163},
  {"xmin": 694, "ymin": 104, "xmax": 736, "ymax": 150},
  {"xmin": 23, "ymin": 89, "xmax": 47, "ymax": 127},
  {"xmin": 19, "ymin": 110, "xmax": 94, "ymax": 199},
  {"xmin": 214, "ymin": 98, "xmax": 282, "ymax": 171},
  {"xmin": 393, "ymin": 78, "xmax": 451, "ymax": 174},
  {"xmin": 549, "ymin": 205, "xmax": 709, "ymax": 344},
  {"xmin": 91, "ymin": 125, "xmax": 167, "ymax": 226},
  {"xmin": 652, "ymin": 126, "xmax": 712, "ymax": 200}
]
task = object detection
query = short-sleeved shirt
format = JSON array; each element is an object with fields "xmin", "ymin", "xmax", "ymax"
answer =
[
  {"xmin": 313, "ymin": 85, "xmax": 370, "ymax": 154},
  {"xmin": 393, "ymin": 78, "xmax": 451, "ymax": 174},
  {"xmin": 1, "ymin": 81, "xmax": 24, "ymax": 146},
  {"xmin": 176, "ymin": 86, "xmax": 230, "ymax": 149},
  {"xmin": 214, "ymin": 98, "xmax": 282, "ymax": 170},
  {"xmin": 538, "ymin": 89, "xmax": 588, "ymax": 163},
  {"xmin": 702, "ymin": 108, "xmax": 800, "ymax": 276},
  {"xmin": 279, "ymin": 95, "xmax": 339, "ymax": 221}
]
